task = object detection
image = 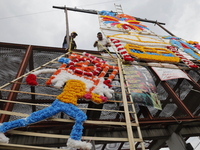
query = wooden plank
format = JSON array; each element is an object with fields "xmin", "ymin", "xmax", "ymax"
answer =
[
  {"xmin": 0, "ymin": 91, "xmax": 132, "ymax": 103},
  {"xmin": 7, "ymin": 130, "xmax": 143, "ymax": 142},
  {"xmin": 0, "ymin": 88, "xmax": 131, "ymax": 97},
  {"xmin": 0, "ymin": 110, "xmax": 138, "ymax": 126},
  {"xmin": 0, "ymin": 110, "xmax": 29, "ymax": 117},
  {"xmin": 0, "ymin": 99, "xmax": 126, "ymax": 113},
  {"xmin": 49, "ymin": 118, "xmax": 138, "ymax": 126},
  {"xmin": 0, "ymin": 99, "xmax": 133, "ymax": 112},
  {"xmin": 0, "ymin": 89, "xmax": 58, "ymax": 97},
  {"xmin": 0, "ymin": 143, "xmax": 60, "ymax": 150}
]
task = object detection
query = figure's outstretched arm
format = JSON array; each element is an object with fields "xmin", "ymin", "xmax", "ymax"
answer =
[{"xmin": 26, "ymin": 69, "xmax": 57, "ymax": 86}]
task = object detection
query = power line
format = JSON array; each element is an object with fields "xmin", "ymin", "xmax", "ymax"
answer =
[
  {"xmin": 0, "ymin": 0, "xmax": 124, "ymax": 21},
  {"xmin": 0, "ymin": 10, "xmax": 56, "ymax": 20},
  {"xmin": 77, "ymin": 0, "xmax": 123, "ymax": 7}
]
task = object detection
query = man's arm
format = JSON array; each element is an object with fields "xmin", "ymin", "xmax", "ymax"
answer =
[
  {"xmin": 94, "ymin": 41, "xmax": 98, "ymax": 47},
  {"xmin": 106, "ymin": 39, "xmax": 111, "ymax": 47},
  {"xmin": 74, "ymin": 41, "xmax": 77, "ymax": 49},
  {"xmin": 106, "ymin": 42, "xmax": 111, "ymax": 47}
]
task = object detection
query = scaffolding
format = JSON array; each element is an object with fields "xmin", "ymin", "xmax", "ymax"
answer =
[{"xmin": 1, "ymin": 4, "xmax": 200, "ymax": 150}]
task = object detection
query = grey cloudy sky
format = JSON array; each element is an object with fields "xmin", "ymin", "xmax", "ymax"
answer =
[
  {"xmin": 0, "ymin": 1, "xmax": 200, "ymax": 148},
  {"xmin": 0, "ymin": 0, "xmax": 200, "ymax": 51}
]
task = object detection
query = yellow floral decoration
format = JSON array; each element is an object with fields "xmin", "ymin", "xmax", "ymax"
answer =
[
  {"xmin": 124, "ymin": 44, "xmax": 180, "ymax": 63},
  {"xmin": 57, "ymin": 79, "xmax": 87, "ymax": 106},
  {"xmin": 91, "ymin": 93, "xmax": 102, "ymax": 104}
]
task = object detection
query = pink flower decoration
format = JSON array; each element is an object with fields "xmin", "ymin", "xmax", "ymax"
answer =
[
  {"xmin": 84, "ymin": 93, "xmax": 92, "ymax": 99},
  {"xmin": 100, "ymin": 95, "xmax": 107, "ymax": 103}
]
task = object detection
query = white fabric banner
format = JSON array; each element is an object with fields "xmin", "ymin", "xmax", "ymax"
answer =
[{"xmin": 151, "ymin": 63, "xmax": 191, "ymax": 81}]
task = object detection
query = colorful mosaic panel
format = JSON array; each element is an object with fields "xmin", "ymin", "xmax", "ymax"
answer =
[{"xmin": 99, "ymin": 11, "xmax": 149, "ymax": 32}]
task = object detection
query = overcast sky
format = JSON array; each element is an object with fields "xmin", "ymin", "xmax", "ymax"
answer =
[
  {"xmin": 1, "ymin": 0, "xmax": 200, "ymax": 149},
  {"xmin": 0, "ymin": 0, "xmax": 200, "ymax": 51}
]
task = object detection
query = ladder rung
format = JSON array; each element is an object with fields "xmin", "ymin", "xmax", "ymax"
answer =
[{"xmin": 134, "ymin": 138, "xmax": 144, "ymax": 142}]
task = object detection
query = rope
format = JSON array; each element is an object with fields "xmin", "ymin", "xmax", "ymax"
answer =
[
  {"xmin": 68, "ymin": 37, "xmax": 73, "ymax": 53},
  {"xmin": 97, "ymin": 41, "xmax": 115, "ymax": 58}
]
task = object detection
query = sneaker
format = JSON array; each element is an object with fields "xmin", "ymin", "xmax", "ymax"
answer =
[{"xmin": 67, "ymin": 138, "xmax": 92, "ymax": 150}]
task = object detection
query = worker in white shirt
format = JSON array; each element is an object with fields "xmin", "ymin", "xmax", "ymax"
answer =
[{"xmin": 94, "ymin": 32, "xmax": 111, "ymax": 52}]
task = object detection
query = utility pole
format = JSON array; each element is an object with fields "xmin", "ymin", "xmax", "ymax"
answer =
[{"xmin": 53, "ymin": 6, "xmax": 70, "ymax": 50}]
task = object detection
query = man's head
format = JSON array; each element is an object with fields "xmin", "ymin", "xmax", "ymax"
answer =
[
  {"xmin": 71, "ymin": 32, "xmax": 78, "ymax": 38},
  {"xmin": 97, "ymin": 32, "xmax": 103, "ymax": 40}
]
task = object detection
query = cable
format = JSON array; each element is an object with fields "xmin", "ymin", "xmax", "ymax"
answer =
[
  {"xmin": 0, "ymin": 0, "xmax": 126, "ymax": 21},
  {"xmin": 171, "ymin": 115, "xmax": 182, "ymax": 124},
  {"xmin": 0, "ymin": 10, "xmax": 56, "ymax": 20},
  {"xmin": 77, "ymin": 0, "xmax": 123, "ymax": 7}
]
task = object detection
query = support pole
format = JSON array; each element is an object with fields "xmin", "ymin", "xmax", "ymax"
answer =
[
  {"xmin": 29, "ymin": 49, "xmax": 36, "ymax": 112},
  {"xmin": 53, "ymin": 6, "xmax": 70, "ymax": 50},
  {"xmin": 156, "ymin": 22, "xmax": 175, "ymax": 36},
  {"xmin": 64, "ymin": 6, "xmax": 70, "ymax": 50}
]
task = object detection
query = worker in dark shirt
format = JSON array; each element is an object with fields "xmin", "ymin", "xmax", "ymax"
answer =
[{"xmin": 62, "ymin": 31, "xmax": 78, "ymax": 50}]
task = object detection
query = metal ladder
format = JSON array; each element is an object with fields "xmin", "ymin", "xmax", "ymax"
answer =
[{"xmin": 114, "ymin": 3, "xmax": 124, "ymax": 14}]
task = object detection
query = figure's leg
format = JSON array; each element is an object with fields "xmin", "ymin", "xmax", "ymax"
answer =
[
  {"xmin": 58, "ymin": 102, "xmax": 91, "ymax": 150},
  {"xmin": 0, "ymin": 99, "xmax": 61, "ymax": 143},
  {"xmin": 68, "ymin": 105, "xmax": 87, "ymax": 141},
  {"xmin": 0, "ymin": 118, "xmax": 27, "ymax": 133},
  {"xmin": 26, "ymin": 99, "xmax": 61, "ymax": 124}
]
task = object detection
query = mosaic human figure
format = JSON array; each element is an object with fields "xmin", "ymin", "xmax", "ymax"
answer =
[{"xmin": 0, "ymin": 52, "xmax": 119, "ymax": 150}]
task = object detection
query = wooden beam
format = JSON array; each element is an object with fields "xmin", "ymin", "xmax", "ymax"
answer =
[
  {"xmin": 29, "ymin": 48, "xmax": 36, "ymax": 112},
  {"xmin": 0, "ymin": 110, "xmax": 138, "ymax": 126},
  {"xmin": 0, "ymin": 143, "xmax": 60, "ymax": 150},
  {"xmin": 0, "ymin": 99, "xmax": 133, "ymax": 114},
  {"xmin": 8, "ymin": 130, "xmax": 134, "ymax": 142}
]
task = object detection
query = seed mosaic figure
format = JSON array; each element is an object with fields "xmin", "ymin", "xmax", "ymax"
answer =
[{"xmin": 0, "ymin": 52, "xmax": 119, "ymax": 150}]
